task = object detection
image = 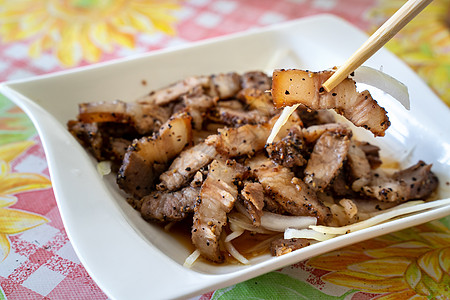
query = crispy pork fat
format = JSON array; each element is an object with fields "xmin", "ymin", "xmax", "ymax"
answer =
[{"xmin": 271, "ymin": 69, "xmax": 390, "ymax": 136}]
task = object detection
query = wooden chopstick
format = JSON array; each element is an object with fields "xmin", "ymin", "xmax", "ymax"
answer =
[{"xmin": 322, "ymin": 0, "xmax": 433, "ymax": 92}]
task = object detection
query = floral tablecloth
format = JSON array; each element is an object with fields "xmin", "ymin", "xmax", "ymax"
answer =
[{"xmin": 0, "ymin": 0, "xmax": 449, "ymax": 299}]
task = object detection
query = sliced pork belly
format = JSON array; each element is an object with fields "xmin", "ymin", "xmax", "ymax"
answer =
[
  {"xmin": 347, "ymin": 140, "xmax": 372, "ymax": 191},
  {"xmin": 330, "ymin": 169, "xmax": 358, "ymax": 198},
  {"xmin": 67, "ymin": 121, "xmax": 104, "ymax": 160},
  {"xmin": 216, "ymin": 106, "xmax": 270, "ymax": 126},
  {"xmin": 208, "ymin": 72, "xmax": 241, "ymax": 99},
  {"xmin": 140, "ymin": 186, "xmax": 200, "ymax": 222},
  {"xmin": 78, "ymin": 100, "xmax": 171, "ymax": 135},
  {"xmin": 237, "ymin": 88, "xmax": 278, "ymax": 118},
  {"xmin": 302, "ymin": 123, "xmax": 352, "ymax": 143},
  {"xmin": 239, "ymin": 181, "xmax": 265, "ymax": 226},
  {"xmin": 206, "ymin": 114, "xmax": 301, "ymax": 157},
  {"xmin": 271, "ymin": 69, "xmax": 390, "ymax": 136},
  {"xmin": 362, "ymin": 161, "xmax": 439, "ymax": 202},
  {"xmin": 183, "ymin": 87, "xmax": 217, "ymax": 110},
  {"xmin": 206, "ymin": 123, "xmax": 272, "ymax": 157},
  {"xmin": 248, "ymin": 156, "xmax": 331, "ymax": 224},
  {"xmin": 266, "ymin": 125, "xmax": 307, "ymax": 168},
  {"xmin": 304, "ymin": 131, "xmax": 351, "ymax": 191},
  {"xmin": 117, "ymin": 112, "xmax": 193, "ymax": 198},
  {"xmin": 67, "ymin": 121, "xmax": 138, "ymax": 164},
  {"xmin": 139, "ymin": 76, "xmax": 211, "ymax": 106},
  {"xmin": 240, "ymin": 71, "xmax": 272, "ymax": 91},
  {"xmin": 109, "ymin": 138, "xmax": 132, "ymax": 163},
  {"xmin": 296, "ymin": 107, "xmax": 336, "ymax": 127},
  {"xmin": 358, "ymin": 141, "xmax": 382, "ymax": 169},
  {"xmin": 271, "ymin": 238, "xmax": 311, "ymax": 256},
  {"xmin": 158, "ymin": 142, "xmax": 217, "ymax": 191},
  {"xmin": 208, "ymin": 100, "xmax": 270, "ymax": 126},
  {"xmin": 191, "ymin": 159, "xmax": 244, "ymax": 262}
]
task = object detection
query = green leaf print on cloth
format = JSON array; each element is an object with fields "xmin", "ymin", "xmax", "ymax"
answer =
[
  {"xmin": 212, "ymin": 272, "xmax": 354, "ymax": 300},
  {"xmin": 0, "ymin": 94, "xmax": 36, "ymax": 145},
  {"xmin": 0, "ymin": 285, "xmax": 6, "ymax": 300}
]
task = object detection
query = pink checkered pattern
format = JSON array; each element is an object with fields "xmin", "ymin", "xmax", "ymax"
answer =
[
  {"xmin": 1, "ymin": 136, "xmax": 106, "ymax": 299},
  {"xmin": 0, "ymin": 0, "xmax": 379, "ymax": 298}
]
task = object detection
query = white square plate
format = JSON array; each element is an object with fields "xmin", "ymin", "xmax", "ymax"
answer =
[{"xmin": 2, "ymin": 14, "xmax": 450, "ymax": 300}]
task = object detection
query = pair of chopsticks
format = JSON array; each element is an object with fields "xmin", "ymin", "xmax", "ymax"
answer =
[{"xmin": 322, "ymin": 0, "xmax": 433, "ymax": 92}]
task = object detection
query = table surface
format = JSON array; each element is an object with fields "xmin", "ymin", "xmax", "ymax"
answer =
[{"xmin": 1, "ymin": 0, "xmax": 449, "ymax": 299}]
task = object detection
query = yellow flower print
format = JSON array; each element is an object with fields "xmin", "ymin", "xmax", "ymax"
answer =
[
  {"xmin": 307, "ymin": 221, "xmax": 450, "ymax": 299},
  {"xmin": 0, "ymin": 0, "xmax": 180, "ymax": 66},
  {"xmin": 0, "ymin": 141, "xmax": 51, "ymax": 262},
  {"xmin": 368, "ymin": 0, "xmax": 450, "ymax": 107}
]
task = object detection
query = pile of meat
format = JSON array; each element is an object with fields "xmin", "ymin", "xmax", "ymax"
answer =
[{"xmin": 68, "ymin": 70, "xmax": 438, "ymax": 263}]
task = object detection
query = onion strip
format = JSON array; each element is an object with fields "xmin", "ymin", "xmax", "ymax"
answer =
[
  {"xmin": 225, "ymin": 241, "xmax": 249, "ymax": 265},
  {"xmin": 183, "ymin": 249, "xmax": 201, "ymax": 268},
  {"xmin": 310, "ymin": 198, "xmax": 450, "ymax": 235},
  {"xmin": 352, "ymin": 66, "xmax": 410, "ymax": 110},
  {"xmin": 261, "ymin": 211, "xmax": 317, "ymax": 232},
  {"xmin": 284, "ymin": 228, "xmax": 336, "ymax": 241},
  {"xmin": 266, "ymin": 104, "xmax": 299, "ymax": 144},
  {"xmin": 225, "ymin": 229, "xmax": 244, "ymax": 242},
  {"xmin": 228, "ymin": 213, "xmax": 274, "ymax": 234}
]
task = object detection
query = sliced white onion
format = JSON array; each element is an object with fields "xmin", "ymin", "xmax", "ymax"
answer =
[
  {"xmin": 310, "ymin": 198, "xmax": 450, "ymax": 235},
  {"xmin": 225, "ymin": 229, "xmax": 244, "ymax": 242},
  {"xmin": 352, "ymin": 66, "xmax": 410, "ymax": 110},
  {"xmin": 261, "ymin": 211, "xmax": 317, "ymax": 232},
  {"xmin": 284, "ymin": 228, "xmax": 336, "ymax": 241},
  {"xmin": 183, "ymin": 249, "xmax": 201, "ymax": 268},
  {"xmin": 97, "ymin": 161, "xmax": 112, "ymax": 176},
  {"xmin": 225, "ymin": 241, "xmax": 249, "ymax": 265},
  {"xmin": 228, "ymin": 212, "xmax": 274, "ymax": 234},
  {"xmin": 266, "ymin": 104, "xmax": 299, "ymax": 144}
]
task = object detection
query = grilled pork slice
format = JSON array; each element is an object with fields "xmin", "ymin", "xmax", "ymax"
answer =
[
  {"xmin": 302, "ymin": 123, "xmax": 352, "ymax": 143},
  {"xmin": 266, "ymin": 124, "xmax": 307, "ymax": 168},
  {"xmin": 67, "ymin": 121, "xmax": 104, "ymax": 161},
  {"xmin": 206, "ymin": 114, "xmax": 301, "ymax": 157},
  {"xmin": 347, "ymin": 141, "xmax": 372, "ymax": 191},
  {"xmin": 117, "ymin": 113, "xmax": 193, "ymax": 198},
  {"xmin": 237, "ymin": 88, "xmax": 277, "ymax": 117},
  {"xmin": 304, "ymin": 131, "xmax": 351, "ymax": 191},
  {"xmin": 139, "ymin": 76, "xmax": 211, "ymax": 106},
  {"xmin": 183, "ymin": 89, "xmax": 217, "ymax": 125},
  {"xmin": 77, "ymin": 100, "xmax": 171, "ymax": 135},
  {"xmin": 330, "ymin": 169, "xmax": 358, "ymax": 198},
  {"xmin": 158, "ymin": 142, "xmax": 217, "ymax": 191},
  {"xmin": 206, "ymin": 123, "xmax": 271, "ymax": 157},
  {"xmin": 215, "ymin": 106, "xmax": 270, "ymax": 126},
  {"xmin": 140, "ymin": 186, "xmax": 199, "ymax": 222},
  {"xmin": 191, "ymin": 159, "xmax": 243, "ymax": 262},
  {"xmin": 362, "ymin": 161, "xmax": 438, "ymax": 202},
  {"xmin": 248, "ymin": 156, "xmax": 331, "ymax": 224},
  {"xmin": 239, "ymin": 181, "xmax": 265, "ymax": 226},
  {"xmin": 182, "ymin": 87, "xmax": 217, "ymax": 110},
  {"xmin": 240, "ymin": 71, "xmax": 272, "ymax": 91},
  {"xmin": 271, "ymin": 238, "xmax": 311, "ymax": 256},
  {"xmin": 67, "ymin": 121, "xmax": 137, "ymax": 164},
  {"xmin": 359, "ymin": 141, "xmax": 382, "ymax": 169},
  {"xmin": 139, "ymin": 72, "xmax": 241, "ymax": 106},
  {"xmin": 271, "ymin": 69, "xmax": 390, "ymax": 136},
  {"xmin": 208, "ymin": 72, "xmax": 241, "ymax": 99},
  {"xmin": 296, "ymin": 107, "xmax": 336, "ymax": 127},
  {"xmin": 208, "ymin": 99, "xmax": 270, "ymax": 126}
]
